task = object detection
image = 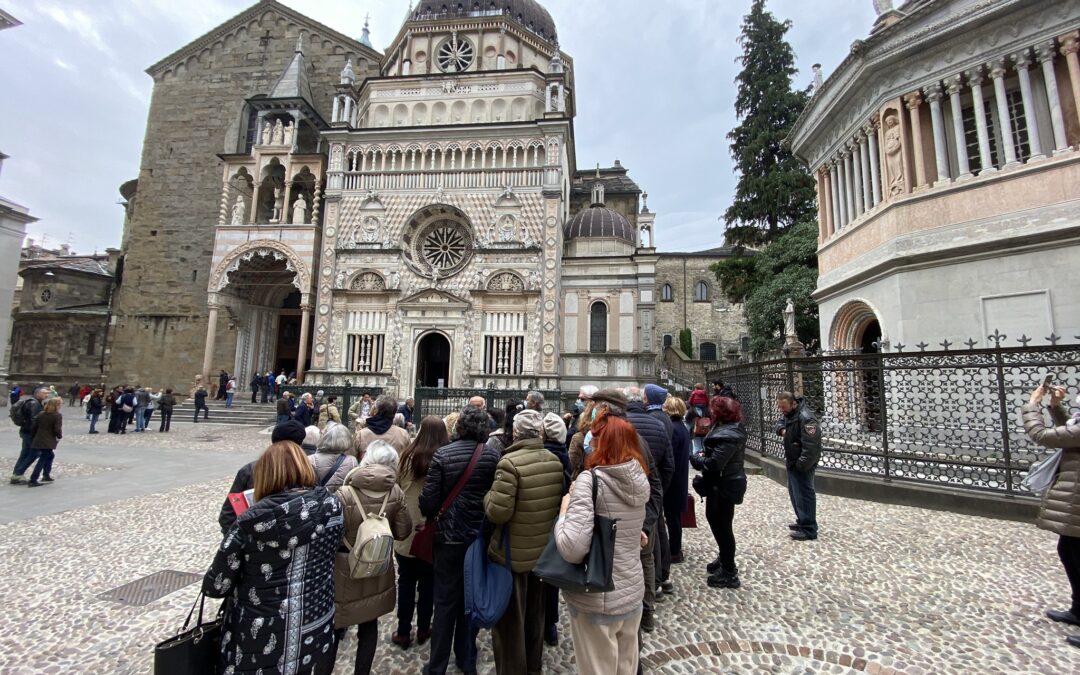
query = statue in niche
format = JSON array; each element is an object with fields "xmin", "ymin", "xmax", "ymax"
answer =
[
  {"xmin": 472, "ymin": 268, "xmax": 484, "ymax": 287},
  {"xmin": 271, "ymin": 187, "xmax": 284, "ymax": 223},
  {"xmin": 498, "ymin": 215, "xmax": 515, "ymax": 242},
  {"xmin": 231, "ymin": 196, "xmax": 246, "ymax": 225},
  {"xmin": 361, "ymin": 216, "xmax": 380, "ymax": 243},
  {"xmin": 387, "ymin": 269, "xmax": 400, "ymax": 289},
  {"xmin": 430, "ymin": 264, "xmax": 441, "ymax": 288},
  {"xmin": 272, "ymin": 119, "xmax": 284, "ymax": 145},
  {"xmin": 883, "ymin": 112, "xmax": 905, "ymax": 196},
  {"xmin": 527, "ymin": 269, "xmax": 541, "ymax": 289},
  {"xmin": 783, "ymin": 298, "xmax": 797, "ymax": 340},
  {"xmin": 292, "ymin": 196, "xmax": 307, "ymax": 224},
  {"xmin": 283, "ymin": 120, "xmax": 295, "ymax": 147},
  {"xmin": 335, "ymin": 270, "xmax": 346, "ymax": 289},
  {"xmin": 520, "ymin": 223, "xmax": 530, "ymax": 246},
  {"xmin": 261, "ymin": 121, "xmax": 272, "ymax": 146}
]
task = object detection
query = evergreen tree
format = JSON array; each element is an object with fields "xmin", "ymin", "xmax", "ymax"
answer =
[
  {"xmin": 722, "ymin": 0, "xmax": 815, "ymax": 248},
  {"xmin": 741, "ymin": 220, "xmax": 819, "ymax": 354}
]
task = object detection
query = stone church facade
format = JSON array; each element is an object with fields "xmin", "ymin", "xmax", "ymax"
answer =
[{"xmin": 109, "ymin": 0, "xmax": 747, "ymax": 394}]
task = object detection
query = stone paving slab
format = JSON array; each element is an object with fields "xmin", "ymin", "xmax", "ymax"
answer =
[{"xmin": 0, "ymin": 439, "xmax": 1078, "ymax": 673}]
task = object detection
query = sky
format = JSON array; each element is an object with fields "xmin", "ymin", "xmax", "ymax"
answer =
[{"xmin": 0, "ymin": 0, "xmax": 877, "ymax": 255}]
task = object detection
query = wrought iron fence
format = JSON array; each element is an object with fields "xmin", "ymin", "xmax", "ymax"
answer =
[
  {"xmin": 414, "ymin": 387, "xmax": 567, "ymax": 420},
  {"xmin": 706, "ymin": 340, "xmax": 1080, "ymax": 496},
  {"xmin": 285, "ymin": 383, "xmax": 384, "ymax": 421}
]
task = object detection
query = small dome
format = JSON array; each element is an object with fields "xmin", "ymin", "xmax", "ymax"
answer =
[
  {"xmin": 564, "ymin": 206, "xmax": 635, "ymax": 243},
  {"xmin": 412, "ymin": 1, "xmax": 557, "ymax": 42}
]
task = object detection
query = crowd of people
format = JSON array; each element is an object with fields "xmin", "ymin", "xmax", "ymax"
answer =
[{"xmin": 198, "ymin": 379, "xmax": 823, "ymax": 674}]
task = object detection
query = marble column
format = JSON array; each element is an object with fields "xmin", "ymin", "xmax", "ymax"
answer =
[
  {"xmin": 851, "ymin": 142, "xmax": 865, "ymax": 217},
  {"xmin": 1011, "ymin": 49, "xmax": 1045, "ymax": 159},
  {"xmin": 332, "ymin": 96, "xmax": 341, "ymax": 124},
  {"xmin": 1036, "ymin": 40, "xmax": 1070, "ymax": 153},
  {"xmin": 923, "ymin": 82, "xmax": 951, "ymax": 184},
  {"xmin": 904, "ymin": 92, "xmax": 928, "ymax": 188},
  {"xmin": 202, "ymin": 299, "xmax": 220, "ymax": 391},
  {"xmin": 823, "ymin": 168, "xmax": 835, "ymax": 236},
  {"xmin": 1061, "ymin": 33, "xmax": 1080, "ymax": 129},
  {"xmin": 296, "ymin": 302, "xmax": 312, "ymax": 383},
  {"xmin": 944, "ymin": 75, "xmax": 972, "ymax": 178},
  {"xmin": 965, "ymin": 66, "xmax": 995, "ymax": 173},
  {"xmin": 859, "ymin": 130, "xmax": 874, "ymax": 208},
  {"xmin": 843, "ymin": 149, "xmax": 855, "ymax": 226},
  {"xmin": 816, "ymin": 172, "xmax": 827, "ymax": 241},
  {"xmin": 866, "ymin": 121, "xmax": 882, "ymax": 206},
  {"xmin": 989, "ymin": 58, "xmax": 1020, "ymax": 167},
  {"xmin": 830, "ymin": 161, "xmax": 842, "ymax": 232}
]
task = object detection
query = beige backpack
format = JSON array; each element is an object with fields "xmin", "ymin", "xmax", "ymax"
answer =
[{"xmin": 342, "ymin": 468, "xmax": 394, "ymax": 579}]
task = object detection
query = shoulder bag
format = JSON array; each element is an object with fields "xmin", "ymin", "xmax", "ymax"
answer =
[
  {"xmin": 464, "ymin": 521, "xmax": 513, "ymax": 628},
  {"xmin": 533, "ymin": 469, "xmax": 617, "ymax": 593},
  {"xmin": 410, "ymin": 442, "xmax": 485, "ymax": 563},
  {"xmin": 318, "ymin": 454, "xmax": 347, "ymax": 487},
  {"xmin": 153, "ymin": 592, "xmax": 224, "ymax": 675},
  {"xmin": 1023, "ymin": 448, "xmax": 1064, "ymax": 496}
]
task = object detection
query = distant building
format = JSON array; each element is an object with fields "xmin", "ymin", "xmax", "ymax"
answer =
[
  {"xmin": 790, "ymin": 0, "xmax": 1080, "ymax": 353},
  {"xmin": 0, "ymin": 151, "xmax": 38, "ymax": 382}
]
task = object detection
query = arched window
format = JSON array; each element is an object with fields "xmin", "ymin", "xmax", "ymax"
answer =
[
  {"xmin": 694, "ymin": 281, "xmax": 710, "ymax": 302},
  {"xmin": 590, "ymin": 302, "xmax": 608, "ymax": 353},
  {"xmin": 661, "ymin": 283, "xmax": 673, "ymax": 302},
  {"xmin": 662, "ymin": 334, "xmax": 674, "ymax": 349},
  {"xmin": 700, "ymin": 342, "xmax": 718, "ymax": 361}
]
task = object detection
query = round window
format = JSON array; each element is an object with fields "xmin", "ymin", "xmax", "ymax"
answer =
[
  {"xmin": 400, "ymin": 204, "xmax": 475, "ymax": 279},
  {"xmin": 437, "ymin": 35, "xmax": 474, "ymax": 73},
  {"xmin": 39, "ymin": 288, "xmax": 52, "ymax": 304}
]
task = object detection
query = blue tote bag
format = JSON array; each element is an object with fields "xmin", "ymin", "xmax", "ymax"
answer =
[{"xmin": 464, "ymin": 523, "xmax": 513, "ymax": 629}]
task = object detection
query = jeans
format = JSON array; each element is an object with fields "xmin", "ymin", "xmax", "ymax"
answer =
[
  {"xmin": 30, "ymin": 449, "xmax": 54, "ymax": 482},
  {"xmin": 89, "ymin": 413, "xmax": 100, "ymax": 433},
  {"xmin": 317, "ymin": 620, "xmax": 378, "ymax": 675},
  {"xmin": 1058, "ymin": 535, "xmax": 1080, "ymax": 616},
  {"xmin": 492, "ymin": 571, "xmax": 545, "ymax": 675},
  {"xmin": 396, "ymin": 554, "xmax": 434, "ymax": 637},
  {"xmin": 276, "ymin": 414, "xmax": 291, "ymax": 424},
  {"xmin": 159, "ymin": 410, "xmax": 173, "ymax": 432},
  {"xmin": 133, "ymin": 406, "xmax": 147, "ymax": 432},
  {"xmin": 705, "ymin": 496, "xmax": 737, "ymax": 573},
  {"xmin": 13, "ymin": 431, "xmax": 36, "ymax": 476},
  {"xmin": 427, "ymin": 541, "xmax": 478, "ymax": 675},
  {"xmin": 225, "ymin": 393, "xmax": 234, "ymax": 408},
  {"xmin": 787, "ymin": 468, "xmax": 818, "ymax": 537}
]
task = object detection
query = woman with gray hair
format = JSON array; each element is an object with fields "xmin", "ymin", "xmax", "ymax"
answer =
[
  {"xmin": 321, "ymin": 439, "xmax": 412, "ymax": 675},
  {"xmin": 308, "ymin": 422, "xmax": 359, "ymax": 492}
]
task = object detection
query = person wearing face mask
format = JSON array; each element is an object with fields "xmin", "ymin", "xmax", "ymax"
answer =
[{"xmin": 568, "ymin": 398, "xmax": 597, "ymax": 480}]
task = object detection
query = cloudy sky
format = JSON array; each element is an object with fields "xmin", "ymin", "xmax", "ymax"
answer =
[{"xmin": 0, "ymin": 0, "xmax": 876, "ymax": 254}]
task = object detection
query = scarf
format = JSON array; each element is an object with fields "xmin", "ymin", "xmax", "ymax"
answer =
[{"xmin": 366, "ymin": 414, "xmax": 393, "ymax": 435}]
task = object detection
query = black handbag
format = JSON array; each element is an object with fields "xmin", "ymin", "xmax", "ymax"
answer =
[
  {"xmin": 534, "ymin": 469, "xmax": 617, "ymax": 593},
  {"xmin": 153, "ymin": 592, "xmax": 224, "ymax": 675}
]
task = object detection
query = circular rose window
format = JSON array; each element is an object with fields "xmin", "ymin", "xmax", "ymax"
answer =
[
  {"xmin": 400, "ymin": 205, "xmax": 475, "ymax": 279},
  {"xmin": 437, "ymin": 35, "xmax": 474, "ymax": 73}
]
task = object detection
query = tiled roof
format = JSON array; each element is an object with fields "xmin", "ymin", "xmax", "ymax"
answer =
[{"xmin": 564, "ymin": 206, "xmax": 635, "ymax": 243}]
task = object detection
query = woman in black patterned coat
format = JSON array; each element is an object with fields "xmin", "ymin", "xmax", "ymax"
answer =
[{"xmin": 203, "ymin": 441, "xmax": 345, "ymax": 675}]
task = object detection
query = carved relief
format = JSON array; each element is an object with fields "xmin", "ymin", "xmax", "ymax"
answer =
[
  {"xmin": 487, "ymin": 272, "xmax": 525, "ymax": 292},
  {"xmin": 350, "ymin": 272, "xmax": 386, "ymax": 291},
  {"xmin": 882, "ymin": 110, "xmax": 905, "ymax": 197}
]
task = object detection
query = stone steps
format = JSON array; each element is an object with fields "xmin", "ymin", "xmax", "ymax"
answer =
[{"xmin": 170, "ymin": 400, "xmax": 277, "ymax": 427}]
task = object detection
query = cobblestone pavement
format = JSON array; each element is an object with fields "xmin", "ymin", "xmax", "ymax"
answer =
[{"xmin": 0, "ymin": 426, "xmax": 1078, "ymax": 674}]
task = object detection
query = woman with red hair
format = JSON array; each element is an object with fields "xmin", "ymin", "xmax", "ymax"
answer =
[
  {"xmin": 554, "ymin": 399, "xmax": 650, "ymax": 675},
  {"xmin": 691, "ymin": 395, "xmax": 748, "ymax": 589}
]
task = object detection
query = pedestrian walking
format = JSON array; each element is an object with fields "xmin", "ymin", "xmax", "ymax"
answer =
[
  {"xmin": 317, "ymin": 441, "xmax": 412, "ymax": 675},
  {"xmin": 87, "ymin": 389, "xmax": 104, "ymax": 434},
  {"xmin": 1023, "ymin": 382, "xmax": 1080, "ymax": 647},
  {"xmin": 28, "ymin": 397, "xmax": 63, "ymax": 487},
  {"xmin": 158, "ymin": 389, "xmax": 176, "ymax": 432},
  {"xmin": 202, "ymin": 441, "xmax": 344, "ymax": 673},
  {"xmin": 419, "ymin": 407, "xmax": 500, "ymax": 675},
  {"xmin": 553, "ymin": 404, "xmax": 650, "ymax": 675},
  {"xmin": 663, "ymin": 396, "xmax": 691, "ymax": 564},
  {"xmin": 216, "ymin": 369, "xmax": 229, "ymax": 401},
  {"xmin": 692, "ymin": 395, "xmax": 747, "ymax": 588},
  {"xmin": 484, "ymin": 409, "xmax": 565, "ymax": 674},
  {"xmin": 193, "ymin": 385, "xmax": 209, "ymax": 422},
  {"xmin": 392, "ymin": 416, "xmax": 447, "ymax": 649},
  {"xmin": 67, "ymin": 383, "xmax": 79, "ymax": 408},
  {"xmin": 777, "ymin": 391, "xmax": 820, "ymax": 541},
  {"xmin": 225, "ymin": 378, "xmax": 236, "ymax": 408},
  {"xmin": 10, "ymin": 385, "xmax": 48, "ymax": 484}
]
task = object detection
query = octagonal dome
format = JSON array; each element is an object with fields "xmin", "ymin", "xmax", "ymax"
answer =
[
  {"xmin": 411, "ymin": 1, "xmax": 558, "ymax": 42},
  {"xmin": 564, "ymin": 205, "xmax": 635, "ymax": 243}
]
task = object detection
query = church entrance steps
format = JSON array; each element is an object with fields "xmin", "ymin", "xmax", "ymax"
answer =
[{"xmin": 170, "ymin": 399, "xmax": 277, "ymax": 427}]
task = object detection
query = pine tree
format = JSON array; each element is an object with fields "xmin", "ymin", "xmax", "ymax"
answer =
[{"xmin": 722, "ymin": 0, "xmax": 816, "ymax": 248}]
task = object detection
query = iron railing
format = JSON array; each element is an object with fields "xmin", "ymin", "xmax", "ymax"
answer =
[
  {"xmin": 414, "ymin": 386, "xmax": 566, "ymax": 420},
  {"xmin": 285, "ymin": 383, "xmax": 384, "ymax": 422},
  {"xmin": 706, "ymin": 341, "xmax": 1080, "ymax": 495}
]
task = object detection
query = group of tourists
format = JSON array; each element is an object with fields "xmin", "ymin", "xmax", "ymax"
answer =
[
  {"xmin": 198, "ymin": 379, "xmax": 821, "ymax": 674},
  {"xmin": 97, "ymin": 385, "xmax": 179, "ymax": 433}
]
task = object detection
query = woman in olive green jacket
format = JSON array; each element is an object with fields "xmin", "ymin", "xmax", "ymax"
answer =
[{"xmin": 1023, "ymin": 383, "xmax": 1080, "ymax": 646}]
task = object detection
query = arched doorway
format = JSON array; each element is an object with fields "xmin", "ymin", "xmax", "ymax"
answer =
[
  {"xmin": 416, "ymin": 332, "xmax": 451, "ymax": 388},
  {"xmin": 829, "ymin": 300, "xmax": 884, "ymax": 431},
  {"xmin": 860, "ymin": 319, "xmax": 883, "ymax": 432}
]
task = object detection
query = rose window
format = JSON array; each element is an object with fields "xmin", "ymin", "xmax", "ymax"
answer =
[
  {"xmin": 422, "ymin": 224, "xmax": 468, "ymax": 271},
  {"xmin": 400, "ymin": 205, "xmax": 476, "ymax": 279},
  {"xmin": 437, "ymin": 35, "xmax": 474, "ymax": 73}
]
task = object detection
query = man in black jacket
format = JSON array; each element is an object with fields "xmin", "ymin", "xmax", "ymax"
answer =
[
  {"xmin": 419, "ymin": 407, "xmax": 500, "ymax": 675},
  {"xmin": 777, "ymin": 391, "xmax": 821, "ymax": 541},
  {"xmin": 10, "ymin": 385, "xmax": 48, "ymax": 484}
]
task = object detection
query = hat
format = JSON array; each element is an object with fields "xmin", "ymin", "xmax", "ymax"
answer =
[
  {"xmin": 591, "ymin": 388, "xmax": 628, "ymax": 409},
  {"xmin": 512, "ymin": 409, "xmax": 544, "ymax": 438},
  {"xmin": 644, "ymin": 384, "xmax": 669, "ymax": 405},
  {"xmin": 542, "ymin": 412, "xmax": 567, "ymax": 444},
  {"xmin": 271, "ymin": 419, "xmax": 307, "ymax": 445}
]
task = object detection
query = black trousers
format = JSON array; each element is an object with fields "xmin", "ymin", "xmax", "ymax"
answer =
[
  {"xmin": 158, "ymin": 410, "xmax": 172, "ymax": 432},
  {"xmin": 706, "ymin": 496, "xmax": 737, "ymax": 574},
  {"xmin": 492, "ymin": 571, "xmax": 545, "ymax": 675},
  {"xmin": 1059, "ymin": 535, "xmax": 1080, "ymax": 615},
  {"xmin": 396, "ymin": 553, "xmax": 434, "ymax": 637},
  {"xmin": 426, "ymin": 542, "xmax": 477, "ymax": 675},
  {"xmin": 316, "ymin": 620, "xmax": 378, "ymax": 675},
  {"xmin": 543, "ymin": 581, "xmax": 559, "ymax": 631},
  {"xmin": 250, "ymin": 388, "xmax": 258, "ymax": 403},
  {"xmin": 664, "ymin": 496, "xmax": 684, "ymax": 559},
  {"xmin": 653, "ymin": 508, "xmax": 671, "ymax": 583}
]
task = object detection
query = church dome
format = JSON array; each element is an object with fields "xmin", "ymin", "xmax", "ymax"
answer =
[
  {"xmin": 412, "ymin": 1, "xmax": 557, "ymax": 43},
  {"xmin": 564, "ymin": 205, "xmax": 635, "ymax": 243}
]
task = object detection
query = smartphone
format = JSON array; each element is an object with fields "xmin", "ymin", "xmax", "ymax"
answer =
[{"xmin": 1043, "ymin": 374, "xmax": 1055, "ymax": 388}]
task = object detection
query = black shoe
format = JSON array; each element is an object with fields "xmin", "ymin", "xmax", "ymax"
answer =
[
  {"xmin": 706, "ymin": 556, "xmax": 723, "ymax": 574},
  {"xmin": 790, "ymin": 531, "xmax": 817, "ymax": 541},
  {"xmin": 1068, "ymin": 635, "xmax": 1080, "ymax": 648},
  {"xmin": 27, "ymin": 481, "xmax": 41, "ymax": 488},
  {"xmin": 640, "ymin": 610, "xmax": 655, "ymax": 633},
  {"xmin": 390, "ymin": 632, "xmax": 411, "ymax": 649},
  {"xmin": 88, "ymin": 430, "xmax": 99, "ymax": 434},
  {"xmin": 788, "ymin": 523, "xmax": 800, "ymax": 530},
  {"xmin": 40, "ymin": 477, "xmax": 54, "ymax": 483},
  {"xmin": 670, "ymin": 553, "xmax": 685, "ymax": 563},
  {"xmin": 707, "ymin": 570, "xmax": 741, "ymax": 589},
  {"xmin": 660, "ymin": 581, "xmax": 675, "ymax": 595},
  {"xmin": 416, "ymin": 628, "xmax": 430, "ymax": 645},
  {"xmin": 1048, "ymin": 609, "xmax": 1080, "ymax": 626},
  {"xmin": 544, "ymin": 624, "xmax": 558, "ymax": 646}
]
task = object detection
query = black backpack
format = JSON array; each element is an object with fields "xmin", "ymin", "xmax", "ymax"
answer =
[{"xmin": 8, "ymin": 398, "xmax": 26, "ymax": 426}]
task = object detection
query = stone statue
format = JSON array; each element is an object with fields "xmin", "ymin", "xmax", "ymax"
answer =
[
  {"xmin": 884, "ymin": 112, "xmax": 905, "ymax": 196},
  {"xmin": 430, "ymin": 264, "xmax": 441, "ymax": 288},
  {"xmin": 231, "ymin": 196, "xmax": 246, "ymax": 225},
  {"xmin": 783, "ymin": 298, "xmax": 797, "ymax": 340},
  {"xmin": 272, "ymin": 119, "xmax": 284, "ymax": 145},
  {"xmin": 271, "ymin": 187, "xmax": 284, "ymax": 222},
  {"xmin": 873, "ymin": 0, "xmax": 894, "ymax": 15},
  {"xmin": 388, "ymin": 269, "xmax": 400, "ymax": 289},
  {"xmin": 291, "ymin": 196, "xmax": 307, "ymax": 224},
  {"xmin": 335, "ymin": 270, "xmax": 346, "ymax": 289},
  {"xmin": 283, "ymin": 120, "xmax": 295, "ymax": 147},
  {"xmin": 260, "ymin": 121, "xmax": 272, "ymax": 146}
]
